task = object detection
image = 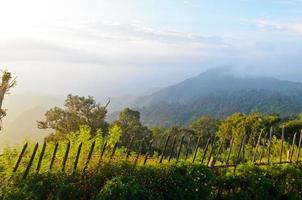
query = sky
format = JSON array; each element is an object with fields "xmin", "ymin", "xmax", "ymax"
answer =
[{"xmin": 1, "ymin": 0, "xmax": 302, "ymax": 98}]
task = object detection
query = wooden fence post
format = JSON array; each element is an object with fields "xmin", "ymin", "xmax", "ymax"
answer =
[
  {"xmin": 83, "ymin": 141, "xmax": 96, "ymax": 174},
  {"xmin": 259, "ymin": 132, "xmax": 268, "ymax": 164},
  {"xmin": 159, "ymin": 135, "xmax": 171, "ymax": 164},
  {"xmin": 207, "ymin": 137, "xmax": 217, "ymax": 166},
  {"xmin": 297, "ymin": 130, "xmax": 302, "ymax": 163},
  {"xmin": 267, "ymin": 127, "xmax": 273, "ymax": 165},
  {"xmin": 225, "ymin": 137, "xmax": 234, "ymax": 172},
  {"xmin": 23, "ymin": 143, "xmax": 39, "ymax": 179},
  {"xmin": 73, "ymin": 142, "xmax": 82, "ymax": 173},
  {"xmin": 143, "ymin": 140, "xmax": 154, "ymax": 165},
  {"xmin": 233, "ymin": 135, "xmax": 246, "ymax": 174},
  {"xmin": 62, "ymin": 141, "xmax": 70, "ymax": 172},
  {"xmin": 36, "ymin": 142, "xmax": 47, "ymax": 173},
  {"xmin": 201, "ymin": 138, "xmax": 211, "ymax": 164},
  {"xmin": 252, "ymin": 131, "xmax": 262, "ymax": 164},
  {"xmin": 49, "ymin": 142, "xmax": 59, "ymax": 170},
  {"xmin": 168, "ymin": 137, "xmax": 177, "ymax": 162},
  {"xmin": 225, "ymin": 138, "xmax": 234, "ymax": 165},
  {"xmin": 109, "ymin": 142, "xmax": 118, "ymax": 161},
  {"xmin": 134, "ymin": 138, "xmax": 145, "ymax": 168},
  {"xmin": 13, "ymin": 142, "xmax": 28, "ymax": 173},
  {"xmin": 290, "ymin": 132, "xmax": 297, "ymax": 163},
  {"xmin": 192, "ymin": 137, "xmax": 201, "ymax": 164},
  {"xmin": 212, "ymin": 141, "xmax": 224, "ymax": 167},
  {"xmin": 242, "ymin": 135, "xmax": 247, "ymax": 163},
  {"xmin": 125, "ymin": 136, "xmax": 134, "ymax": 159},
  {"xmin": 176, "ymin": 135, "xmax": 185, "ymax": 163},
  {"xmin": 185, "ymin": 137, "xmax": 191, "ymax": 161},
  {"xmin": 98, "ymin": 142, "xmax": 107, "ymax": 164},
  {"xmin": 280, "ymin": 126, "xmax": 285, "ymax": 163}
]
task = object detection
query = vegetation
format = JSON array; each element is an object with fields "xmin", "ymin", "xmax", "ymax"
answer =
[
  {"xmin": 0, "ymin": 70, "xmax": 16, "ymax": 129},
  {"xmin": 37, "ymin": 95, "xmax": 110, "ymax": 141},
  {"xmin": 3, "ymin": 90, "xmax": 302, "ymax": 199}
]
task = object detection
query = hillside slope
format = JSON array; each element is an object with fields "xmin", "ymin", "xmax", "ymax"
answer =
[{"xmin": 123, "ymin": 69, "xmax": 302, "ymax": 126}]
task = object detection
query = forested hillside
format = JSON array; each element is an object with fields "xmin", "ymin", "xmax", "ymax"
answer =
[{"xmin": 116, "ymin": 69, "xmax": 302, "ymax": 126}]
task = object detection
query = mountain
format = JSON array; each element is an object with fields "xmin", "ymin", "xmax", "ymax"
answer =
[
  {"xmin": 122, "ymin": 68, "xmax": 302, "ymax": 126},
  {"xmin": 0, "ymin": 107, "xmax": 51, "ymax": 149},
  {"xmin": 0, "ymin": 93, "xmax": 62, "ymax": 149}
]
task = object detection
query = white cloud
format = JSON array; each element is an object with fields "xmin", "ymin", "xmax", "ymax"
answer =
[
  {"xmin": 0, "ymin": 20, "xmax": 231, "ymax": 66},
  {"xmin": 248, "ymin": 19, "xmax": 302, "ymax": 35}
]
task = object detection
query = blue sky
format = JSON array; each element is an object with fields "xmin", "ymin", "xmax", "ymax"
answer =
[{"xmin": 1, "ymin": 0, "xmax": 302, "ymax": 97}]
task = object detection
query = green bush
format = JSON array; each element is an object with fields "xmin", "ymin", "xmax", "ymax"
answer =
[{"xmin": 2, "ymin": 163, "xmax": 302, "ymax": 200}]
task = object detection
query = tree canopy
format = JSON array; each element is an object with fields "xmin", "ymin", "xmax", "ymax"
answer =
[
  {"xmin": 38, "ymin": 95, "xmax": 109, "ymax": 140},
  {"xmin": 113, "ymin": 108, "xmax": 151, "ymax": 147}
]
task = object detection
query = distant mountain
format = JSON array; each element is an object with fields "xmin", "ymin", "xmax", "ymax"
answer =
[
  {"xmin": 0, "ymin": 107, "xmax": 51, "ymax": 149},
  {"xmin": 121, "ymin": 68, "xmax": 302, "ymax": 126},
  {"xmin": 0, "ymin": 93, "xmax": 62, "ymax": 149},
  {"xmin": 3, "ymin": 93, "xmax": 63, "ymax": 124}
]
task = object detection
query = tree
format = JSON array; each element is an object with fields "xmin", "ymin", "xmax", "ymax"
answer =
[
  {"xmin": 217, "ymin": 112, "xmax": 270, "ymax": 146},
  {"xmin": 38, "ymin": 95, "xmax": 109, "ymax": 140},
  {"xmin": 0, "ymin": 70, "xmax": 16, "ymax": 129},
  {"xmin": 189, "ymin": 116, "xmax": 219, "ymax": 143},
  {"xmin": 280, "ymin": 113, "xmax": 302, "ymax": 141},
  {"xmin": 113, "ymin": 108, "xmax": 151, "ymax": 147}
]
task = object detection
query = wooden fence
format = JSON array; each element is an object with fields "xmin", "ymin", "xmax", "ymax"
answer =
[{"xmin": 11, "ymin": 127, "xmax": 302, "ymax": 179}]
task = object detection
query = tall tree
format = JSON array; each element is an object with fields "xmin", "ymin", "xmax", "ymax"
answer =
[
  {"xmin": 189, "ymin": 116, "xmax": 219, "ymax": 142},
  {"xmin": 113, "ymin": 108, "xmax": 151, "ymax": 147},
  {"xmin": 0, "ymin": 70, "xmax": 17, "ymax": 129},
  {"xmin": 38, "ymin": 95, "xmax": 109, "ymax": 141}
]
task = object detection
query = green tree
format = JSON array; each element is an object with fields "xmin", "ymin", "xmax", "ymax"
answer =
[
  {"xmin": 0, "ymin": 70, "xmax": 16, "ymax": 129},
  {"xmin": 280, "ymin": 113, "xmax": 302, "ymax": 141},
  {"xmin": 113, "ymin": 108, "xmax": 151, "ymax": 147},
  {"xmin": 38, "ymin": 95, "xmax": 109, "ymax": 141},
  {"xmin": 189, "ymin": 116, "xmax": 219, "ymax": 142},
  {"xmin": 217, "ymin": 112, "xmax": 269, "ymax": 146}
]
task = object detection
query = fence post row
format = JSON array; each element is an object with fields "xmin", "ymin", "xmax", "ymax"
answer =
[{"xmin": 12, "ymin": 126, "xmax": 302, "ymax": 179}]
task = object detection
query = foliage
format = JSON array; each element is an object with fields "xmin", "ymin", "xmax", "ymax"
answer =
[
  {"xmin": 0, "ymin": 70, "xmax": 17, "ymax": 128},
  {"xmin": 217, "ymin": 112, "xmax": 271, "ymax": 146},
  {"xmin": 38, "ymin": 95, "xmax": 109, "ymax": 141},
  {"xmin": 189, "ymin": 116, "xmax": 219, "ymax": 143},
  {"xmin": 113, "ymin": 108, "xmax": 151, "ymax": 147}
]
